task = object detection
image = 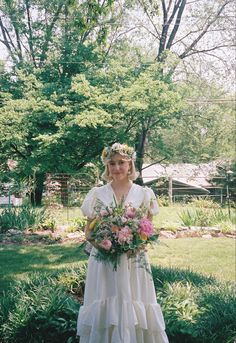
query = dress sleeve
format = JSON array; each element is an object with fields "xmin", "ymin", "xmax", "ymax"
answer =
[
  {"xmin": 81, "ymin": 187, "xmax": 97, "ymax": 218},
  {"xmin": 145, "ymin": 187, "xmax": 159, "ymax": 215}
]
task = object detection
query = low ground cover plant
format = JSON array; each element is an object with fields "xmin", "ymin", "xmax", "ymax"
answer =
[
  {"xmin": 179, "ymin": 207, "xmax": 235, "ymax": 231},
  {"xmin": 0, "ymin": 264, "xmax": 235, "ymax": 343},
  {"xmin": 0, "ymin": 206, "xmax": 56, "ymax": 233}
]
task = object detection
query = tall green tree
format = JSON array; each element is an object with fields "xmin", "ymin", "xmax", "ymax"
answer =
[{"xmin": 146, "ymin": 78, "xmax": 235, "ymax": 163}]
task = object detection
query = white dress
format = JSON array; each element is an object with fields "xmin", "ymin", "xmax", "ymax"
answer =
[{"xmin": 77, "ymin": 183, "xmax": 169, "ymax": 343}]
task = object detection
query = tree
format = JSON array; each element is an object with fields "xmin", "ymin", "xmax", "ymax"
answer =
[
  {"xmin": 80, "ymin": 60, "xmax": 184, "ymax": 182},
  {"xmin": 146, "ymin": 77, "xmax": 235, "ymax": 163},
  {"xmin": 103, "ymin": 0, "xmax": 234, "ymax": 85},
  {"xmin": 0, "ymin": 0, "xmax": 116, "ymax": 204},
  {"xmin": 0, "ymin": 0, "xmax": 115, "ymax": 67}
]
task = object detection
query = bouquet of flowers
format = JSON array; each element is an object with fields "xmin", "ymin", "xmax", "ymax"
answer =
[{"xmin": 87, "ymin": 198, "xmax": 159, "ymax": 270}]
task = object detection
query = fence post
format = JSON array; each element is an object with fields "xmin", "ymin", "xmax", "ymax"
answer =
[{"xmin": 168, "ymin": 176, "xmax": 173, "ymax": 204}]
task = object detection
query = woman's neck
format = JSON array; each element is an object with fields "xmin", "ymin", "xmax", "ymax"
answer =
[
  {"xmin": 110, "ymin": 179, "xmax": 133, "ymax": 203},
  {"xmin": 110, "ymin": 179, "xmax": 132, "ymax": 189}
]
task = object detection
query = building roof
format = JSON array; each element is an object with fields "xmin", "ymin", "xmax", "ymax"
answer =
[{"xmin": 142, "ymin": 161, "xmax": 222, "ymax": 192}]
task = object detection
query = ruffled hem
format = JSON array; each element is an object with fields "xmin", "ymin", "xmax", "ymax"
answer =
[{"xmin": 77, "ymin": 296, "xmax": 168, "ymax": 343}]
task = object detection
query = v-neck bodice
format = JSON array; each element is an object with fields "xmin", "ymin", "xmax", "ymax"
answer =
[
  {"xmin": 81, "ymin": 183, "xmax": 159, "ymax": 219},
  {"xmin": 108, "ymin": 182, "xmax": 134, "ymax": 205}
]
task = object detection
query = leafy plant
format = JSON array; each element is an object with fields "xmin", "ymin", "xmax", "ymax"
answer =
[
  {"xmin": 158, "ymin": 281, "xmax": 200, "ymax": 337},
  {"xmin": 157, "ymin": 195, "xmax": 170, "ymax": 207},
  {"xmin": 0, "ymin": 265, "xmax": 235, "ymax": 343},
  {"xmin": 190, "ymin": 197, "xmax": 220, "ymax": 209},
  {"xmin": 178, "ymin": 209, "xmax": 198, "ymax": 227},
  {"xmin": 179, "ymin": 208, "xmax": 233, "ymax": 228},
  {"xmin": 66, "ymin": 217, "xmax": 87, "ymax": 233},
  {"xmin": 35, "ymin": 215, "xmax": 56, "ymax": 232},
  {"xmin": 57, "ymin": 264, "xmax": 87, "ymax": 297},
  {"xmin": 153, "ymin": 266, "xmax": 236, "ymax": 343},
  {"xmin": 0, "ymin": 273, "xmax": 80, "ymax": 343},
  {"xmin": 0, "ymin": 206, "xmax": 47, "ymax": 233}
]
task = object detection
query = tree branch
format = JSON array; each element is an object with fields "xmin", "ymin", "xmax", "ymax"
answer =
[
  {"xmin": 10, "ymin": 143, "xmax": 27, "ymax": 160},
  {"xmin": 179, "ymin": 1, "xmax": 231, "ymax": 59},
  {"xmin": 141, "ymin": 157, "xmax": 167, "ymax": 171},
  {"xmin": 137, "ymin": 0, "xmax": 161, "ymax": 40},
  {"xmin": 182, "ymin": 44, "xmax": 235, "ymax": 58},
  {"xmin": 39, "ymin": 1, "xmax": 65, "ymax": 66},
  {"xmin": 166, "ymin": 0, "xmax": 187, "ymax": 50},
  {"xmin": 158, "ymin": 0, "xmax": 185, "ymax": 59},
  {"xmin": 25, "ymin": 0, "xmax": 37, "ymax": 67}
]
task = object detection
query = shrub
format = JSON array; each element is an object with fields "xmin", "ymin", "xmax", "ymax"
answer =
[
  {"xmin": 1, "ymin": 266, "xmax": 235, "ymax": 343},
  {"xmin": 157, "ymin": 282, "xmax": 200, "ymax": 339},
  {"xmin": 66, "ymin": 217, "xmax": 87, "ymax": 233},
  {"xmin": 152, "ymin": 266, "xmax": 236, "ymax": 343},
  {"xmin": 190, "ymin": 198, "xmax": 220, "ymax": 209},
  {"xmin": 35, "ymin": 215, "xmax": 56, "ymax": 232},
  {"xmin": 195, "ymin": 283, "xmax": 236, "ymax": 343},
  {"xmin": 178, "ymin": 209, "xmax": 198, "ymax": 227},
  {"xmin": 0, "ymin": 206, "xmax": 47, "ymax": 233},
  {"xmin": 157, "ymin": 195, "xmax": 170, "ymax": 207},
  {"xmin": 57, "ymin": 264, "xmax": 87, "ymax": 297},
  {"xmin": 0, "ymin": 273, "xmax": 80, "ymax": 343},
  {"xmin": 179, "ymin": 208, "xmax": 233, "ymax": 228}
]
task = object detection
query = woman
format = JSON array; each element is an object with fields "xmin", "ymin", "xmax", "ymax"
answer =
[{"xmin": 77, "ymin": 143, "xmax": 169, "ymax": 343}]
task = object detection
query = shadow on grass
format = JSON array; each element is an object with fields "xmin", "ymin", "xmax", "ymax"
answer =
[
  {"xmin": 0, "ymin": 243, "xmax": 88, "ymax": 293},
  {"xmin": 151, "ymin": 264, "xmax": 217, "ymax": 289}
]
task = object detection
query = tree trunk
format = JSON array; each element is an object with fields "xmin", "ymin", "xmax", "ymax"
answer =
[
  {"xmin": 60, "ymin": 174, "xmax": 69, "ymax": 207},
  {"xmin": 135, "ymin": 127, "xmax": 148, "ymax": 186},
  {"xmin": 30, "ymin": 173, "xmax": 45, "ymax": 206}
]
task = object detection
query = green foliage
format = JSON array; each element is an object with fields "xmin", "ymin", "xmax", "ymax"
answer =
[
  {"xmin": 179, "ymin": 208, "xmax": 234, "ymax": 229},
  {"xmin": 150, "ymin": 78, "xmax": 235, "ymax": 163},
  {"xmin": 57, "ymin": 265, "xmax": 87, "ymax": 297},
  {"xmin": 152, "ymin": 266, "xmax": 236, "ymax": 343},
  {"xmin": 0, "ymin": 206, "xmax": 46, "ymax": 233},
  {"xmin": 0, "ymin": 265, "xmax": 235, "ymax": 343},
  {"xmin": 66, "ymin": 217, "xmax": 87, "ymax": 233},
  {"xmin": 0, "ymin": 273, "xmax": 80, "ymax": 343},
  {"xmin": 36, "ymin": 215, "xmax": 56, "ymax": 232},
  {"xmin": 159, "ymin": 282, "xmax": 200, "ymax": 337},
  {"xmin": 157, "ymin": 195, "xmax": 170, "ymax": 207},
  {"xmin": 190, "ymin": 198, "xmax": 220, "ymax": 209}
]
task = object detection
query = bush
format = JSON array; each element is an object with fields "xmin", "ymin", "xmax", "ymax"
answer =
[
  {"xmin": 35, "ymin": 215, "xmax": 56, "ymax": 232},
  {"xmin": 0, "ymin": 273, "xmax": 80, "ymax": 343},
  {"xmin": 66, "ymin": 217, "xmax": 87, "ymax": 233},
  {"xmin": 190, "ymin": 198, "xmax": 220, "ymax": 209},
  {"xmin": 152, "ymin": 266, "xmax": 236, "ymax": 343},
  {"xmin": 57, "ymin": 264, "xmax": 87, "ymax": 297},
  {"xmin": 1, "ymin": 265, "xmax": 235, "ymax": 343},
  {"xmin": 157, "ymin": 195, "xmax": 170, "ymax": 207},
  {"xmin": 179, "ymin": 208, "xmax": 234, "ymax": 228},
  {"xmin": 196, "ymin": 283, "xmax": 236, "ymax": 343},
  {"xmin": 0, "ymin": 206, "xmax": 47, "ymax": 233}
]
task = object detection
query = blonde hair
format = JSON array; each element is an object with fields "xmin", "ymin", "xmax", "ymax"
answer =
[{"xmin": 101, "ymin": 159, "xmax": 139, "ymax": 182}]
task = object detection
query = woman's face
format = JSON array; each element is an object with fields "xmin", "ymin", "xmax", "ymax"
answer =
[{"xmin": 107, "ymin": 153, "xmax": 131, "ymax": 182}]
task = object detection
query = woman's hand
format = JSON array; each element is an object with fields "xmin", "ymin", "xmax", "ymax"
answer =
[
  {"xmin": 84, "ymin": 219, "xmax": 100, "ymax": 249},
  {"xmin": 127, "ymin": 244, "xmax": 147, "ymax": 258}
]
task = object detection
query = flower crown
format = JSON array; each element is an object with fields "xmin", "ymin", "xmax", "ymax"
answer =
[{"xmin": 101, "ymin": 143, "xmax": 136, "ymax": 165}]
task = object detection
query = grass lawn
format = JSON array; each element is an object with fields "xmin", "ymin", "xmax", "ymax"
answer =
[
  {"xmin": 0, "ymin": 243, "xmax": 87, "ymax": 292},
  {"xmin": 49, "ymin": 205, "xmax": 188, "ymax": 229},
  {"xmin": 149, "ymin": 237, "xmax": 235, "ymax": 282},
  {"xmin": 0, "ymin": 237, "xmax": 235, "ymax": 293}
]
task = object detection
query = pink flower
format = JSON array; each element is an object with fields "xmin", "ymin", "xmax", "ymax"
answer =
[
  {"xmin": 7, "ymin": 159, "xmax": 18, "ymax": 171},
  {"xmin": 125, "ymin": 207, "xmax": 136, "ymax": 219},
  {"xmin": 117, "ymin": 226, "xmax": 133, "ymax": 244},
  {"xmin": 121, "ymin": 216, "xmax": 128, "ymax": 223},
  {"xmin": 100, "ymin": 209, "xmax": 109, "ymax": 217},
  {"xmin": 99, "ymin": 239, "xmax": 112, "ymax": 250},
  {"xmin": 138, "ymin": 219, "xmax": 154, "ymax": 238}
]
